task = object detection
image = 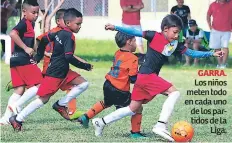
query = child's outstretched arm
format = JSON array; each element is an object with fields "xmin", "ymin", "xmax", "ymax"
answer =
[
  {"xmin": 64, "ymin": 37, "xmax": 93, "ymax": 71},
  {"xmin": 73, "ymin": 55, "xmax": 88, "ymax": 63},
  {"xmin": 183, "ymin": 48, "xmax": 224, "ymax": 58},
  {"xmin": 105, "ymin": 23, "xmax": 143, "ymax": 37}
]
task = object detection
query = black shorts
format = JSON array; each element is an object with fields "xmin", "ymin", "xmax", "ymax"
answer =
[{"xmin": 103, "ymin": 80, "xmax": 131, "ymax": 109}]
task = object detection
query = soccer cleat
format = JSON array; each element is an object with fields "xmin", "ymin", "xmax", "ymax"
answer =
[
  {"xmin": 130, "ymin": 131, "xmax": 146, "ymax": 138},
  {"xmin": 92, "ymin": 118, "xmax": 105, "ymax": 137},
  {"xmin": 152, "ymin": 126, "xmax": 174, "ymax": 142},
  {"xmin": 52, "ymin": 101, "xmax": 70, "ymax": 120},
  {"xmin": 0, "ymin": 117, "xmax": 10, "ymax": 126},
  {"xmin": 8, "ymin": 104, "xmax": 21, "ymax": 115},
  {"xmin": 69, "ymin": 110, "xmax": 85, "ymax": 120},
  {"xmin": 5, "ymin": 80, "xmax": 13, "ymax": 92},
  {"xmin": 77, "ymin": 114, "xmax": 89, "ymax": 128},
  {"xmin": 9, "ymin": 115, "xmax": 22, "ymax": 131}
]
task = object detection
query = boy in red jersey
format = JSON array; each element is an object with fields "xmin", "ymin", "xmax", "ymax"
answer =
[
  {"xmin": 0, "ymin": 0, "xmax": 42, "ymax": 125},
  {"xmin": 92, "ymin": 15, "xmax": 223, "ymax": 141},
  {"xmin": 9, "ymin": 8, "xmax": 92, "ymax": 131}
]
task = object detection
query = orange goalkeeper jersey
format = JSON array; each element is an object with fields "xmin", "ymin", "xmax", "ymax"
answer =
[{"xmin": 105, "ymin": 49, "xmax": 138, "ymax": 92}]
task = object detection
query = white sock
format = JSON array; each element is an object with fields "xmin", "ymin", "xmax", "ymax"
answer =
[
  {"xmin": 158, "ymin": 91, "xmax": 180, "ymax": 124},
  {"xmin": 16, "ymin": 98, "xmax": 44, "ymax": 122},
  {"xmin": 15, "ymin": 86, "xmax": 38, "ymax": 108},
  {"xmin": 103, "ymin": 106, "xmax": 135, "ymax": 124},
  {"xmin": 58, "ymin": 82, "xmax": 89, "ymax": 106},
  {"xmin": 2, "ymin": 93, "xmax": 21, "ymax": 119}
]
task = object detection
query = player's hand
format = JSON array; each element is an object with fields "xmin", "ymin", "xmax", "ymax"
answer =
[
  {"xmin": 48, "ymin": 53, "xmax": 52, "ymax": 58},
  {"xmin": 89, "ymin": 64, "xmax": 93, "ymax": 71},
  {"xmin": 213, "ymin": 51, "xmax": 224, "ymax": 57},
  {"xmin": 105, "ymin": 23, "xmax": 115, "ymax": 31},
  {"xmin": 24, "ymin": 47, "xmax": 34, "ymax": 56},
  {"xmin": 30, "ymin": 59, "xmax": 37, "ymax": 65},
  {"xmin": 87, "ymin": 64, "xmax": 93, "ymax": 71}
]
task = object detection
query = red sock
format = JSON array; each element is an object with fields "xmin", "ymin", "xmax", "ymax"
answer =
[
  {"xmin": 131, "ymin": 113, "xmax": 142, "ymax": 133},
  {"xmin": 86, "ymin": 101, "xmax": 106, "ymax": 119}
]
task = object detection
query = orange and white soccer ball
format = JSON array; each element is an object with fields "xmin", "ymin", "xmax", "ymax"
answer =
[{"xmin": 171, "ymin": 121, "xmax": 194, "ymax": 142}]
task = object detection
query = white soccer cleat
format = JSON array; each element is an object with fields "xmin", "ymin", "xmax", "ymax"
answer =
[
  {"xmin": 0, "ymin": 117, "xmax": 10, "ymax": 126},
  {"xmin": 92, "ymin": 118, "xmax": 105, "ymax": 137},
  {"xmin": 152, "ymin": 125, "xmax": 174, "ymax": 142},
  {"xmin": 8, "ymin": 104, "xmax": 21, "ymax": 115}
]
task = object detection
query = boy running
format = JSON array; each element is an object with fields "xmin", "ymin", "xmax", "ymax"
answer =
[
  {"xmin": 91, "ymin": 14, "xmax": 223, "ymax": 141},
  {"xmin": 0, "ymin": 0, "xmax": 42, "ymax": 125},
  {"xmin": 9, "ymin": 8, "xmax": 92, "ymax": 131},
  {"xmin": 36, "ymin": 9, "xmax": 82, "ymax": 117}
]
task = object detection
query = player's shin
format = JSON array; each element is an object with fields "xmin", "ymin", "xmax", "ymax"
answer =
[
  {"xmin": 157, "ymin": 91, "xmax": 180, "ymax": 126},
  {"xmin": 11, "ymin": 86, "xmax": 38, "ymax": 113},
  {"xmin": 103, "ymin": 106, "xmax": 135, "ymax": 124},
  {"xmin": 1, "ymin": 93, "xmax": 21, "ymax": 120},
  {"xmin": 131, "ymin": 113, "xmax": 142, "ymax": 133},
  {"xmin": 16, "ymin": 98, "xmax": 45, "ymax": 122},
  {"xmin": 58, "ymin": 82, "xmax": 89, "ymax": 106}
]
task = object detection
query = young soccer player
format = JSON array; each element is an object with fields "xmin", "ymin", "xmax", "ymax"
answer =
[
  {"xmin": 36, "ymin": 8, "xmax": 84, "ymax": 118},
  {"xmin": 9, "ymin": 8, "xmax": 92, "ymax": 131},
  {"xmin": 91, "ymin": 14, "xmax": 223, "ymax": 141},
  {"xmin": 3, "ymin": 9, "xmax": 81, "ymax": 117},
  {"xmin": 0, "ymin": 0, "xmax": 42, "ymax": 125},
  {"xmin": 76, "ymin": 32, "xmax": 145, "ymax": 138}
]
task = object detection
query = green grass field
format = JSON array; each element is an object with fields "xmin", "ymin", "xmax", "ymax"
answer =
[{"xmin": 1, "ymin": 40, "xmax": 232, "ymax": 142}]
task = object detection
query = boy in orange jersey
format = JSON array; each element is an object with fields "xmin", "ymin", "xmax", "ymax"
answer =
[{"xmin": 76, "ymin": 32, "xmax": 145, "ymax": 138}]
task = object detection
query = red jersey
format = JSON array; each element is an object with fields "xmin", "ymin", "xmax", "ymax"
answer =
[
  {"xmin": 105, "ymin": 50, "xmax": 138, "ymax": 91},
  {"xmin": 207, "ymin": 1, "xmax": 232, "ymax": 31},
  {"xmin": 120, "ymin": 0, "xmax": 142, "ymax": 25},
  {"xmin": 36, "ymin": 26, "xmax": 62, "ymax": 74}
]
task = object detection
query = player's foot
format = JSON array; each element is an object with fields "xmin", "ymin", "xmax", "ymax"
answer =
[
  {"xmin": 9, "ymin": 115, "xmax": 22, "ymax": 131},
  {"xmin": 5, "ymin": 80, "xmax": 13, "ymax": 92},
  {"xmin": 130, "ymin": 131, "xmax": 146, "ymax": 138},
  {"xmin": 8, "ymin": 104, "xmax": 21, "ymax": 115},
  {"xmin": 152, "ymin": 124, "xmax": 174, "ymax": 142},
  {"xmin": 69, "ymin": 110, "xmax": 85, "ymax": 120},
  {"xmin": 77, "ymin": 114, "xmax": 89, "ymax": 128},
  {"xmin": 52, "ymin": 101, "xmax": 70, "ymax": 120},
  {"xmin": 92, "ymin": 118, "xmax": 105, "ymax": 137},
  {"xmin": 0, "ymin": 116, "xmax": 10, "ymax": 126}
]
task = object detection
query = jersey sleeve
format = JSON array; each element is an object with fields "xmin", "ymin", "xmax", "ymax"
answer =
[
  {"xmin": 128, "ymin": 56, "xmax": 138, "ymax": 76},
  {"xmin": 185, "ymin": 30, "xmax": 190, "ymax": 38},
  {"xmin": 64, "ymin": 34, "xmax": 75, "ymax": 55},
  {"xmin": 120, "ymin": 0, "xmax": 126, "ymax": 7},
  {"xmin": 34, "ymin": 32, "xmax": 56, "ymax": 62},
  {"xmin": 13, "ymin": 20, "xmax": 27, "ymax": 36},
  {"xmin": 207, "ymin": 3, "xmax": 213, "ymax": 16},
  {"xmin": 186, "ymin": 6, "xmax": 190, "ymax": 13},
  {"xmin": 142, "ymin": 31, "xmax": 156, "ymax": 42},
  {"xmin": 171, "ymin": 6, "xmax": 176, "ymax": 13}
]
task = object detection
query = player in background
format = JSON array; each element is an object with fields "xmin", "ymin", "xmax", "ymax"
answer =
[
  {"xmin": 9, "ymin": 8, "xmax": 92, "ymax": 131},
  {"xmin": 4, "ymin": 8, "xmax": 82, "ymax": 118},
  {"xmin": 0, "ymin": 0, "xmax": 42, "ymax": 125},
  {"xmin": 91, "ymin": 15, "xmax": 224, "ymax": 141},
  {"xmin": 76, "ymin": 32, "xmax": 145, "ymax": 138}
]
